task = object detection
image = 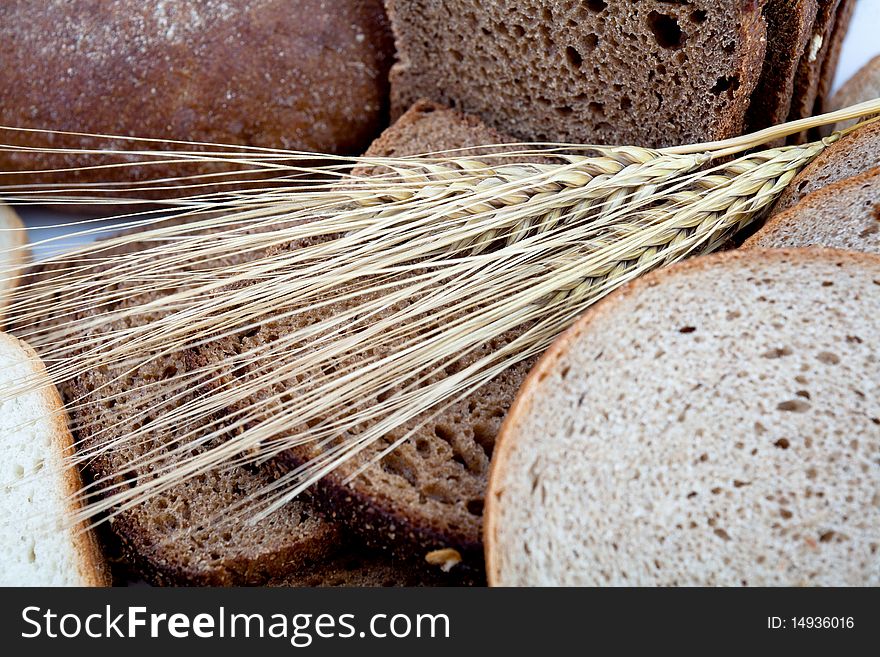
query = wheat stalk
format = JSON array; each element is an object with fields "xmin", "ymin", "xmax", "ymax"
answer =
[{"xmin": 0, "ymin": 100, "xmax": 878, "ymax": 530}]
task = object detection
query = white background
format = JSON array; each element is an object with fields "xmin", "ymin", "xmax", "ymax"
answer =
[{"xmin": 17, "ymin": 0, "xmax": 880, "ymax": 254}]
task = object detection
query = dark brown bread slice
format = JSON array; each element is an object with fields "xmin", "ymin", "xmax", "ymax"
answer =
[
  {"xmin": 813, "ymin": 0, "xmax": 856, "ymax": 117},
  {"xmin": 787, "ymin": 0, "xmax": 841, "ymax": 126},
  {"xmin": 180, "ymin": 103, "xmax": 534, "ymax": 563},
  {"xmin": 387, "ymin": 1, "xmax": 766, "ymax": 147},
  {"xmin": 25, "ymin": 235, "xmax": 343, "ymax": 586},
  {"xmin": 770, "ymin": 119, "xmax": 880, "ymax": 215},
  {"xmin": 746, "ymin": 0, "xmax": 819, "ymax": 132},
  {"xmin": 744, "ymin": 167, "xmax": 880, "ymax": 254}
]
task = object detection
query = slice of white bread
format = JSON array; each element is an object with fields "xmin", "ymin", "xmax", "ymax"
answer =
[
  {"xmin": 486, "ymin": 249, "xmax": 880, "ymax": 586},
  {"xmin": 0, "ymin": 332, "xmax": 109, "ymax": 586},
  {"xmin": 0, "ymin": 203, "xmax": 29, "ymax": 327},
  {"xmin": 744, "ymin": 167, "xmax": 880, "ymax": 253}
]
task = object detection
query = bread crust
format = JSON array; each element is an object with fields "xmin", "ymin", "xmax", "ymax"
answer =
[
  {"xmin": 0, "ymin": 332, "xmax": 111, "ymax": 586},
  {"xmin": 0, "ymin": 0, "xmax": 394, "ymax": 209},
  {"xmin": 484, "ymin": 247, "xmax": 880, "ymax": 585}
]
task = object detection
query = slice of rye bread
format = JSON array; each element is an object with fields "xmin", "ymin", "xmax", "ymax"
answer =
[
  {"xmin": 23, "ymin": 235, "xmax": 342, "ymax": 585},
  {"xmin": 0, "ymin": 203, "xmax": 30, "ymax": 328},
  {"xmin": 743, "ymin": 167, "xmax": 880, "ymax": 254},
  {"xmin": 745, "ymin": 0, "xmax": 819, "ymax": 133},
  {"xmin": 786, "ymin": 0, "xmax": 842, "ymax": 126},
  {"xmin": 181, "ymin": 102, "xmax": 535, "ymax": 562},
  {"xmin": 0, "ymin": 332, "xmax": 110, "ymax": 586},
  {"xmin": 770, "ymin": 118, "xmax": 880, "ymax": 215},
  {"xmin": 387, "ymin": 1, "xmax": 767, "ymax": 148},
  {"xmin": 828, "ymin": 54, "xmax": 880, "ymax": 132},
  {"xmin": 485, "ymin": 248, "xmax": 880, "ymax": 586},
  {"xmin": 787, "ymin": 0, "xmax": 855, "ymax": 143},
  {"xmin": 812, "ymin": 0, "xmax": 857, "ymax": 118}
]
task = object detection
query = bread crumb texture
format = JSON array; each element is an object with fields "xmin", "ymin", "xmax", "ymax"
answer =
[{"xmin": 489, "ymin": 250, "xmax": 880, "ymax": 586}]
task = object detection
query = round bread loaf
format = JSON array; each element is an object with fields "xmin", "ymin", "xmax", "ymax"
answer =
[
  {"xmin": 0, "ymin": 0, "xmax": 394, "ymax": 205},
  {"xmin": 486, "ymin": 248, "xmax": 880, "ymax": 586}
]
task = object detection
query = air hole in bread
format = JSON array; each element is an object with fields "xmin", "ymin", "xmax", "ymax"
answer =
[
  {"xmin": 466, "ymin": 499, "xmax": 484, "ymax": 516},
  {"xmin": 565, "ymin": 46, "xmax": 583, "ymax": 68},
  {"xmin": 679, "ymin": 326, "xmax": 696, "ymax": 334},
  {"xmin": 585, "ymin": 0, "xmax": 607, "ymax": 13},
  {"xmin": 762, "ymin": 346, "xmax": 792, "ymax": 359},
  {"xmin": 774, "ymin": 438, "xmax": 791, "ymax": 449},
  {"xmin": 816, "ymin": 351, "xmax": 840, "ymax": 365},
  {"xmin": 710, "ymin": 75, "xmax": 740, "ymax": 97},
  {"xmin": 689, "ymin": 10, "xmax": 707, "ymax": 23},
  {"xmin": 647, "ymin": 12, "xmax": 684, "ymax": 50}
]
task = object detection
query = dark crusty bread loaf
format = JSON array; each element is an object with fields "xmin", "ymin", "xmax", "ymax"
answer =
[
  {"xmin": 770, "ymin": 119, "xmax": 880, "ymax": 215},
  {"xmin": 0, "ymin": 0, "xmax": 393, "ymax": 205},
  {"xmin": 27, "ymin": 236, "xmax": 342, "ymax": 586},
  {"xmin": 744, "ymin": 167, "xmax": 880, "ymax": 254},
  {"xmin": 746, "ymin": 0, "xmax": 819, "ymax": 133},
  {"xmin": 387, "ymin": 1, "xmax": 767, "ymax": 147},
  {"xmin": 486, "ymin": 248, "xmax": 880, "ymax": 586}
]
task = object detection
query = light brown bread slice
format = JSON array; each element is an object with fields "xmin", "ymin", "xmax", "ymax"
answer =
[
  {"xmin": 0, "ymin": 332, "xmax": 110, "ymax": 586},
  {"xmin": 829, "ymin": 54, "xmax": 880, "ymax": 131},
  {"xmin": 771, "ymin": 118, "xmax": 880, "ymax": 215},
  {"xmin": 387, "ymin": 0, "xmax": 766, "ymax": 147},
  {"xmin": 744, "ymin": 167, "xmax": 880, "ymax": 253},
  {"xmin": 486, "ymin": 248, "xmax": 880, "ymax": 586},
  {"xmin": 0, "ymin": 204, "xmax": 29, "ymax": 327},
  {"xmin": 746, "ymin": 0, "xmax": 819, "ymax": 133}
]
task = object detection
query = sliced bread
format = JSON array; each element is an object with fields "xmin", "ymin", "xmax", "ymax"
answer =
[
  {"xmin": 387, "ymin": 0, "xmax": 767, "ymax": 147},
  {"xmin": 744, "ymin": 167, "xmax": 880, "ymax": 254},
  {"xmin": 771, "ymin": 118, "xmax": 880, "ymax": 215},
  {"xmin": 0, "ymin": 332, "xmax": 110, "ymax": 586},
  {"xmin": 0, "ymin": 204, "xmax": 29, "ymax": 327},
  {"xmin": 486, "ymin": 248, "xmax": 880, "ymax": 586},
  {"xmin": 786, "ymin": 0, "xmax": 845, "ymax": 127},
  {"xmin": 813, "ymin": 0, "xmax": 857, "ymax": 118},
  {"xmin": 829, "ymin": 54, "xmax": 880, "ymax": 132},
  {"xmin": 746, "ymin": 0, "xmax": 819, "ymax": 132},
  {"xmin": 24, "ymin": 228, "xmax": 343, "ymax": 585},
  {"xmin": 177, "ymin": 102, "xmax": 533, "ymax": 562}
]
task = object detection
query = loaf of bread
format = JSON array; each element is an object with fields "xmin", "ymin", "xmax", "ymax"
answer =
[
  {"xmin": 0, "ymin": 0, "xmax": 394, "ymax": 205},
  {"xmin": 388, "ymin": 0, "xmax": 767, "ymax": 147},
  {"xmin": 745, "ymin": 168, "xmax": 880, "ymax": 254},
  {"xmin": 0, "ymin": 333, "xmax": 110, "ymax": 586},
  {"xmin": 0, "ymin": 204, "xmax": 28, "ymax": 327},
  {"xmin": 770, "ymin": 119, "xmax": 880, "ymax": 215},
  {"xmin": 486, "ymin": 248, "xmax": 880, "ymax": 586}
]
